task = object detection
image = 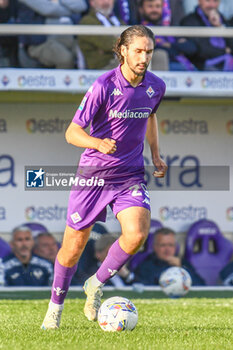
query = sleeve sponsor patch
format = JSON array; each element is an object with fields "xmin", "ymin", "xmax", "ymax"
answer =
[{"xmin": 78, "ymin": 96, "xmax": 87, "ymax": 111}]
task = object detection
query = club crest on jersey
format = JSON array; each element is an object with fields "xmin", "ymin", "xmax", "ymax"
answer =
[
  {"xmin": 146, "ymin": 86, "xmax": 155, "ymax": 98},
  {"xmin": 111, "ymin": 88, "xmax": 123, "ymax": 96}
]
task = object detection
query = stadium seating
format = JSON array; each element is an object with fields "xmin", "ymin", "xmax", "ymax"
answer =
[
  {"xmin": 184, "ymin": 219, "xmax": 233, "ymax": 285},
  {"xmin": 0, "ymin": 237, "xmax": 11, "ymax": 258}
]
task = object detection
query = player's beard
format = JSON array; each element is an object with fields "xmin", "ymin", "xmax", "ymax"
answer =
[{"xmin": 126, "ymin": 56, "xmax": 149, "ymax": 77}]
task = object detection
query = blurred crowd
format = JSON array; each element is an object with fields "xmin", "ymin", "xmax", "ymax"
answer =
[
  {"xmin": 0, "ymin": 0, "xmax": 233, "ymax": 71},
  {"xmin": 0, "ymin": 219, "xmax": 233, "ymax": 287}
]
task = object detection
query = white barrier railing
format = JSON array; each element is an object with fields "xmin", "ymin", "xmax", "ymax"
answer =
[{"xmin": 0, "ymin": 24, "xmax": 233, "ymax": 37}]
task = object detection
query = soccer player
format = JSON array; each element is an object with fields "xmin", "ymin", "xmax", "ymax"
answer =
[{"xmin": 41, "ymin": 24, "xmax": 167, "ymax": 329}]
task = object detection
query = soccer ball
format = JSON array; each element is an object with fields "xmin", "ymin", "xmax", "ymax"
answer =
[
  {"xmin": 159, "ymin": 266, "xmax": 192, "ymax": 297},
  {"xmin": 98, "ymin": 296, "xmax": 138, "ymax": 332}
]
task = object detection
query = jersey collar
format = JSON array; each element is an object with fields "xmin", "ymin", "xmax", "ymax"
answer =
[{"xmin": 116, "ymin": 65, "xmax": 147, "ymax": 88}]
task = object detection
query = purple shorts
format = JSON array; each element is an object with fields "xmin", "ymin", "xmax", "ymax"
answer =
[{"xmin": 66, "ymin": 178, "xmax": 151, "ymax": 230}]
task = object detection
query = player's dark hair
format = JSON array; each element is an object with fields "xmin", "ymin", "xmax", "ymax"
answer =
[{"xmin": 113, "ymin": 25, "xmax": 155, "ymax": 64}]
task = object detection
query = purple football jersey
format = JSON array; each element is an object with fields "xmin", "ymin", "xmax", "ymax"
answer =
[{"xmin": 72, "ymin": 65, "xmax": 165, "ymax": 178}]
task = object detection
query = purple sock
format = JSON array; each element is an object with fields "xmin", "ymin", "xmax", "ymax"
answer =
[
  {"xmin": 96, "ymin": 239, "xmax": 131, "ymax": 284},
  {"xmin": 51, "ymin": 257, "xmax": 77, "ymax": 305}
]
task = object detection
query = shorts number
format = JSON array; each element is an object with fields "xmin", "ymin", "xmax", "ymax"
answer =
[
  {"xmin": 129, "ymin": 183, "xmax": 150, "ymax": 198},
  {"xmin": 129, "ymin": 184, "xmax": 142, "ymax": 197},
  {"xmin": 140, "ymin": 183, "xmax": 150, "ymax": 198}
]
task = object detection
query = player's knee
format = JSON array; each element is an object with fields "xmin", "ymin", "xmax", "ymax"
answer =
[
  {"xmin": 131, "ymin": 231, "xmax": 148, "ymax": 250},
  {"xmin": 137, "ymin": 231, "xmax": 148, "ymax": 246},
  {"xmin": 59, "ymin": 245, "xmax": 80, "ymax": 264}
]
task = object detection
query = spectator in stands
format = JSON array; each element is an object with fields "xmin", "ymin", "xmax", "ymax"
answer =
[
  {"xmin": 73, "ymin": 234, "xmax": 134, "ymax": 286},
  {"xmin": 219, "ymin": 261, "xmax": 233, "ymax": 286},
  {"xmin": 17, "ymin": 0, "xmax": 87, "ymax": 68},
  {"xmin": 183, "ymin": 0, "xmax": 233, "ymax": 21},
  {"xmin": 138, "ymin": 0, "xmax": 185, "ymax": 27},
  {"xmin": 134, "ymin": 227, "xmax": 205, "ymax": 285},
  {"xmin": 33, "ymin": 233, "xmax": 59, "ymax": 264},
  {"xmin": 0, "ymin": 0, "xmax": 18, "ymax": 67},
  {"xmin": 180, "ymin": 0, "xmax": 233, "ymax": 71},
  {"xmin": 78, "ymin": 0, "xmax": 122, "ymax": 69},
  {"xmin": 139, "ymin": 0, "xmax": 196, "ymax": 70},
  {"xmin": 2, "ymin": 225, "xmax": 53, "ymax": 286}
]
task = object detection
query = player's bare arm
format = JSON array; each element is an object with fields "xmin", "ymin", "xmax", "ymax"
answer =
[
  {"xmin": 65, "ymin": 122, "xmax": 117, "ymax": 154},
  {"xmin": 146, "ymin": 113, "xmax": 167, "ymax": 178}
]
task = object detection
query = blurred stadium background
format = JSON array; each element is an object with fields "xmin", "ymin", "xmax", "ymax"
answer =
[{"xmin": 1, "ymin": 2, "xmax": 233, "ymax": 349}]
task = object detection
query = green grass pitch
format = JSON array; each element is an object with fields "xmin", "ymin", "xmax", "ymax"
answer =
[{"xmin": 0, "ymin": 291, "xmax": 233, "ymax": 350}]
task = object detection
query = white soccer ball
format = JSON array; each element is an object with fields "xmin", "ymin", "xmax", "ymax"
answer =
[
  {"xmin": 159, "ymin": 267, "xmax": 192, "ymax": 297},
  {"xmin": 98, "ymin": 296, "xmax": 138, "ymax": 332}
]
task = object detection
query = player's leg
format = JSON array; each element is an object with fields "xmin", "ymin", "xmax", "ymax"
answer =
[
  {"xmin": 53, "ymin": 183, "xmax": 113, "ymax": 323},
  {"xmin": 41, "ymin": 224, "xmax": 92, "ymax": 329},
  {"xmin": 117, "ymin": 206, "xmax": 151, "ymax": 253},
  {"xmin": 96, "ymin": 206, "xmax": 150, "ymax": 281},
  {"xmin": 84, "ymin": 206, "xmax": 150, "ymax": 321}
]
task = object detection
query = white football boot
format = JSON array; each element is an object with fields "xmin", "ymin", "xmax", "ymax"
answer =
[
  {"xmin": 83, "ymin": 275, "xmax": 103, "ymax": 321},
  {"xmin": 41, "ymin": 301, "xmax": 64, "ymax": 330}
]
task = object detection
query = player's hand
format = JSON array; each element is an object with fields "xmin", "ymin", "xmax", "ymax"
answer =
[
  {"xmin": 153, "ymin": 157, "xmax": 168, "ymax": 178},
  {"xmin": 97, "ymin": 138, "xmax": 117, "ymax": 154},
  {"xmin": 164, "ymin": 256, "xmax": 181, "ymax": 267}
]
